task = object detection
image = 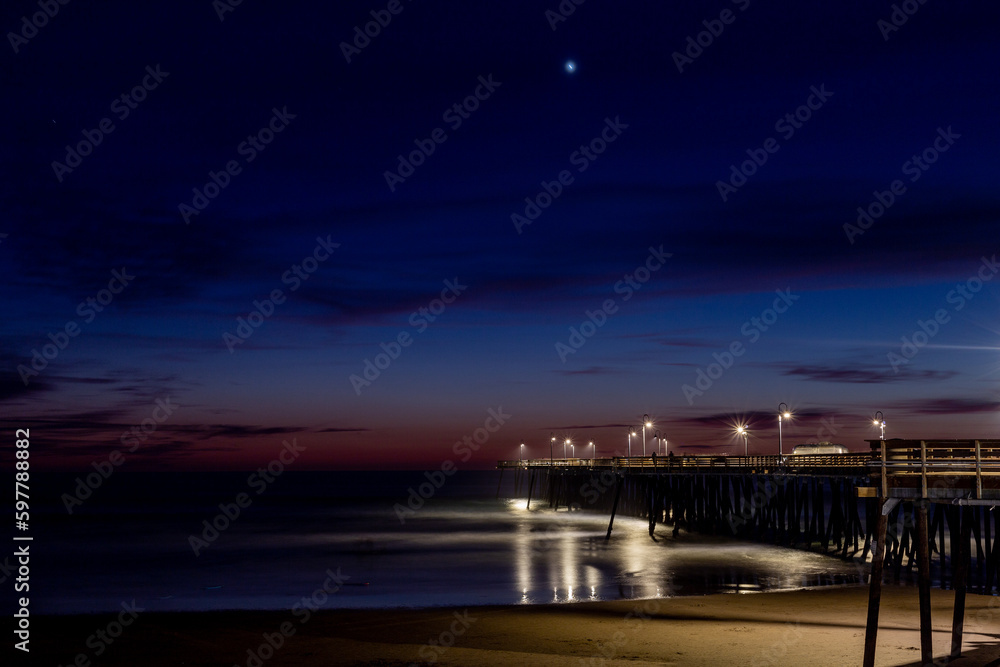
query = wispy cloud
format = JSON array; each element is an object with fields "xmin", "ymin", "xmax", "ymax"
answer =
[
  {"xmin": 890, "ymin": 397, "xmax": 999, "ymax": 415},
  {"xmin": 542, "ymin": 423, "xmax": 629, "ymax": 431},
  {"xmin": 554, "ymin": 366, "xmax": 620, "ymax": 376},
  {"xmin": 779, "ymin": 363, "xmax": 957, "ymax": 384}
]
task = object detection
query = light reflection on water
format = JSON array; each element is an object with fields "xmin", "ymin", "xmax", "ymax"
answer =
[{"xmin": 498, "ymin": 498, "xmax": 864, "ymax": 606}]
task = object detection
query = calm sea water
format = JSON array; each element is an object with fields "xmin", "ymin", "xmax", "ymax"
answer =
[{"xmin": 21, "ymin": 471, "xmax": 866, "ymax": 615}]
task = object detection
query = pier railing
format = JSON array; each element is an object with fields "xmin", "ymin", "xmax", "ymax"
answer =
[
  {"xmin": 499, "ymin": 452, "xmax": 875, "ymax": 474},
  {"xmin": 500, "ymin": 440, "xmax": 1000, "ymax": 498},
  {"xmin": 867, "ymin": 439, "xmax": 1000, "ymax": 500}
]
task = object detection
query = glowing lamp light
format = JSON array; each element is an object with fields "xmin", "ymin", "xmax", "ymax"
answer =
[
  {"xmin": 735, "ymin": 425, "xmax": 749, "ymax": 456},
  {"xmin": 873, "ymin": 411, "xmax": 886, "ymax": 439}
]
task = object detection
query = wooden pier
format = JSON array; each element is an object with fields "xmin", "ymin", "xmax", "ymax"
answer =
[{"xmin": 497, "ymin": 438, "xmax": 1000, "ymax": 666}]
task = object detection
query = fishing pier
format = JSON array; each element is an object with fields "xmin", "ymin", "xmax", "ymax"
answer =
[{"xmin": 497, "ymin": 438, "xmax": 1000, "ymax": 666}]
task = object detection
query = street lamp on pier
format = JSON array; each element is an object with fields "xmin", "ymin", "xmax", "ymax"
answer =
[
  {"xmin": 589, "ymin": 441, "xmax": 595, "ymax": 458},
  {"xmin": 778, "ymin": 403, "xmax": 791, "ymax": 457},
  {"xmin": 642, "ymin": 414, "xmax": 651, "ymax": 456},
  {"xmin": 550, "ymin": 434, "xmax": 555, "ymax": 465},
  {"xmin": 736, "ymin": 425, "xmax": 749, "ymax": 456},
  {"xmin": 873, "ymin": 411, "xmax": 885, "ymax": 440},
  {"xmin": 565, "ymin": 438, "xmax": 570, "ymax": 458},
  {"xmin": 520, "ymin": 442, "xmax": 525, "ymax": 462}
]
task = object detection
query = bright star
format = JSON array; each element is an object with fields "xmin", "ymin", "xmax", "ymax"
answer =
[{"xmin": 565, "ymin": 60, "xmax": 576, "ymax": 73}]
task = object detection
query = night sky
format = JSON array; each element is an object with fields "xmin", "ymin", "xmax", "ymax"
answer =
[{"xmin": 4, "ymin": 1, "xmax": 1000, "ymax": 470}]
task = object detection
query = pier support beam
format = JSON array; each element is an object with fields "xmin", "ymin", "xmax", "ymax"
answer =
[
  {"xmin": 864, "ymin": 498, "xmax": 897, "ymax": 667},
  {"xmin": 525, "ymin": 471, "xmax": 534, "ymax": 510},
  {"xmin": 915, "ymin": 501, "xmax": 933, "ymax": 666},
  {"xmin": 606, "ymin": 475, "xmax": 623, "ymax": 542},
  {"xmin": 951, "ymin": 506, "xmax": 973, "ymax": 659},
  {"xmin": 648, "ymin": 480, "xmax": 656, "ymax": 538}
]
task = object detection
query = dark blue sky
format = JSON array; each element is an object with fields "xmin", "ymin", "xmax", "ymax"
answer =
[{"xmin": 3, "ymin": 1, "xmax": 1000, "ymax": 469}]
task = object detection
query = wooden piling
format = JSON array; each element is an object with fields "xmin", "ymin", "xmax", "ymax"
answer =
[
  {"xmin": 951, "ymin": 505, "xmax": 973, "ymax": 659},
  {"xmin": 915, "ymin": 501, "xmax": 933, "ymax": 665},
  {"xmin": 525, "ymin": 471, "xmax": 534, "ymax": 510},
  {"xmin": 987, "ymin": 508, "xmax": 999, "ymax": 594},
  {"xmin": 605, "ymin": 475, "xmax": 622, "ymax": 542},
  {"xmin": 864, "ymin": 499, "xmax": 892, "ymax": 667}
]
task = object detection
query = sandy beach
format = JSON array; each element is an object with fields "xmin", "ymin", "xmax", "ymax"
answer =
[{"xmin": 33, "ymin": 586, "xmax": 1000, "ymax": 666}]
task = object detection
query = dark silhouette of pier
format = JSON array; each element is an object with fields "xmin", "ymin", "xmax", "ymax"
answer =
[{"xmin": 497, "ymin": 438, "xmax": 1000, "ymax": 666}]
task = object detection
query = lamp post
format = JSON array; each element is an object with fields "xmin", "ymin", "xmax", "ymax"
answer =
[
  {"xmin": 564, "ymin": 438, "xmax": 570, "ymax": 458},
  {"xmin": 550, "ymin": 434, "xmax": 555, "ymax": 465},
  {"xmin": 642, "ymin": 414, "xmax": 651, "ymax": 456},
  {"xmin": 778, "ymin": 403, "xmax": 791, "ymax": 457},
  {"xmin": 627, "ymin": 428, "xmax": 635, "ymax": 458},
  {"xmin": 736, "ymin": 425, "xmax": 749, "ymax": 456},
  {"xmin": 520, "ymin": 442, "xmax": 525, "ymax": 462},
  {"xmin": 654, "ymin": 430, "xmax": 661, "ymax": 455},
  {"xmin": 589, "ymin": 441, "xmax": 595, "ymax": 458},
  {"xmin": 571, "ymin": 444, "xmax": 575, "ymax": 458},
  {"xmin": 873, "ymin": 411, "xmax": 885, "ymax": 440}
]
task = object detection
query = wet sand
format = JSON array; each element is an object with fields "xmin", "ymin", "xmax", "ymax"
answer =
[{"xmin": 34, "ymin": 586, "xmax": 1000, "ymax": 666}]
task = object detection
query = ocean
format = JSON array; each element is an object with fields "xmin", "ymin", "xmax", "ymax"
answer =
[{"xmin": 22, "ymin": 471, "xmax": 868, "ymax": 615}]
